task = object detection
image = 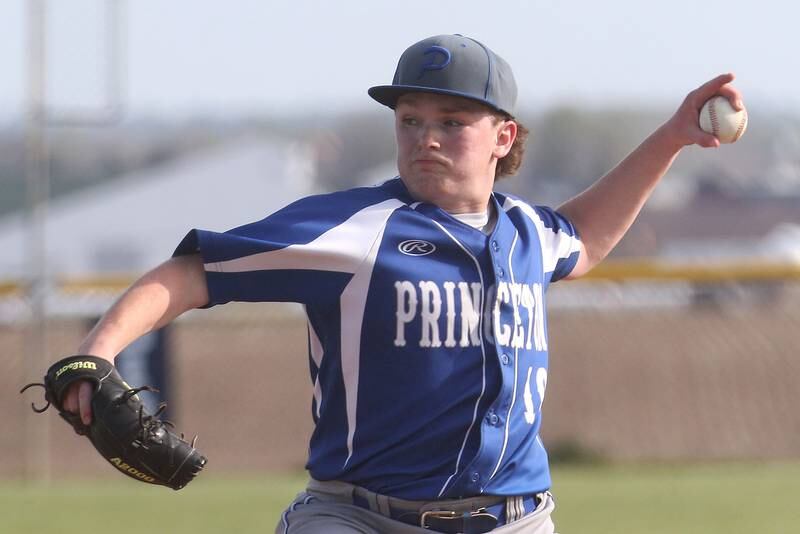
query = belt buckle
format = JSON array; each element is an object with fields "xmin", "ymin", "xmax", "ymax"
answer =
[
  {"xmin": 419, "ymin": 508, "xmax": 498, "ymax": 532},
  {"xmin": 420, "ymin": 509, "xmax": 457, "ymax": 528}
]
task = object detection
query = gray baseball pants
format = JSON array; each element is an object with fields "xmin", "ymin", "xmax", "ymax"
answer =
[{"xmin": 275, "ymin": 479, "xmax": 556, "ymax": 534}]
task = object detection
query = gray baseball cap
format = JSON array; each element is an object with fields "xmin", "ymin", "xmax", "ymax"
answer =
[{"xmin": 369, "ymin": 34, "xmax": 518, "ymax": 117}]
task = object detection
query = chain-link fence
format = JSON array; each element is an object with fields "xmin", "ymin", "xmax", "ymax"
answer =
[
  {"xmin": 545, "ymin": 266, "xmax": 800, "ymax": 462},
  {"xmin": 4, "ymin": 262, "xmax": 800, "ymax": 481}
]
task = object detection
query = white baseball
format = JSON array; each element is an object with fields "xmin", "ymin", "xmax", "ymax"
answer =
[{"xmin": 699, "ymin": 95, "xmax": 748, "ymax": 144}]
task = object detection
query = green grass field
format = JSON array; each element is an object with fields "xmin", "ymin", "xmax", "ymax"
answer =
[{"xmin": 2, "ymin": 462, "xmax": 799, "ymax": 533}]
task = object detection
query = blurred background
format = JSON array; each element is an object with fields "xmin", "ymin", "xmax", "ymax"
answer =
[{"xmin": 1, "ymin": 1, "xmax": 799, "ymax": 532}]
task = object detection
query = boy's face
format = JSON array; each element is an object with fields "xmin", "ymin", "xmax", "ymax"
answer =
[{"xmin": 394, "ymin": 92, "xmax": 516, "ymax": 210}]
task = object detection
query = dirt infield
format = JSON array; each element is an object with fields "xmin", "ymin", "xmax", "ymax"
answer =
[{"xmin": 4, "ymin": 298, "xmax": 799, "ymax": 480}]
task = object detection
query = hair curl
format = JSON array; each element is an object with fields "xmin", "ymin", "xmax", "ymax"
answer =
[{"xmin": 494, "ymin": 116, "xmax": 529, "ymax": 180}]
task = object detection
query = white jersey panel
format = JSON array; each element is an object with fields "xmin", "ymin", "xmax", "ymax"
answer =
[
  {"xmin": 501, "ymin": 197, "xmax": 581, "ymax": 275},
  {"xmin": 205, "ymin": 199, "xmax": 405, "ymax": 275},
  {"xmin": 307, "ymin": 312, "xmax": 324, "ymax": 420},
  {"xmin": 339, "ymin": 219, "xmax": 393, "ymax": 467}
]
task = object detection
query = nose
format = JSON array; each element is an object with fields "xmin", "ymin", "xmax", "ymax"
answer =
[{"xmin": 417, "ymin": 124, "xmax": 441, "ymax": 150}]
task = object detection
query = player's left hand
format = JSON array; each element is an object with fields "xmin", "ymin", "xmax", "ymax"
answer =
[
  {"xmin": 662, "ymin": 73, "xmax": 744, "ymax": 149},
  {"xmin": 22, "ymin": 355, "xmax": 207, "ymax": 490}
]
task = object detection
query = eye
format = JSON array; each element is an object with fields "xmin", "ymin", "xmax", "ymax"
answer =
[
  {"xmin": 444, "ymin": 119, "xmax": 463, "ymax": 127},
  {"xmin": 401, "ymin": 116, "xmax": 418, "ymax": 126}
]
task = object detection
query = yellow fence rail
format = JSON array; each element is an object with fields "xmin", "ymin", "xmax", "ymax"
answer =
[
  {"xmin": 1, "ymin": 260, "xmax": 799, "ymax": 297},
  {"xmin": 583, "ymin": 260, "xmax": 800, "ymax": 282}
]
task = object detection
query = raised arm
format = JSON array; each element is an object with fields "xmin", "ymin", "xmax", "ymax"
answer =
[
  {"xmin": 63, "ymin": 253, "xmax": 209, "ymax": 423},
  {"xmin": 559, "ymin": 73, "xmax": 744, "ymax": 279}
]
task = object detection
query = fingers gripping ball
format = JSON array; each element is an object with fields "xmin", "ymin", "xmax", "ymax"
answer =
[
  {"xmin": 699, "ymin": 95, "xmax": 748, "ymax": 144},
  {"xmin": 21, "ymin": 355, "xmax": 207, "ymax": 490}
]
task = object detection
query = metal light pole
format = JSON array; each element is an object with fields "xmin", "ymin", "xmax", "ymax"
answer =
[
  {"xmin": 24, "ymin": 0, "xmax": 50, "ymax": 485},
  {"xmin": 24, "ymin": 0, "xmax": 126, "ymax": 484}
]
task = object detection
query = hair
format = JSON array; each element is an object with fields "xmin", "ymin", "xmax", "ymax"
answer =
[{"xmin": 494, "ymin": 114, "xmax": 529, "ymax": 181}]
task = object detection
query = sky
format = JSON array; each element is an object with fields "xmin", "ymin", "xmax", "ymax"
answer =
[{"xmin": 1, "ymin": 0, "xmax": 799, "ymax": 120}]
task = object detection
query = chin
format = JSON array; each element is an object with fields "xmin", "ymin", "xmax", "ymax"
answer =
[
  {"xmin": 412, "ymin": 173, "xmax": 466, "ymax": 197},
  {"xmin": 407, "ymin": 171, "xmax": 450, "ymax": 189}
]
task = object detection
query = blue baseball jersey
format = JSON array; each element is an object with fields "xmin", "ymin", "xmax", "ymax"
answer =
[{"xmin": 174, "ymin": 177, "xmax": 581, "ymax": 500}]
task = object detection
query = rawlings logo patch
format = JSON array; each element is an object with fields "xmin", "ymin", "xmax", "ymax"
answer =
[
  {"xmin": 398, "ymin": 239, "xmax": 436, "ymax": 256},
  {"xmin": 55, "ymin": 361, "xmax": 97, "ymax": 379}
]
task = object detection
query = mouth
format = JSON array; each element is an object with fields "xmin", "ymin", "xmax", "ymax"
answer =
[{"xmin": 413, "ymin": 156, "xmax": 448, "ymax": 167}]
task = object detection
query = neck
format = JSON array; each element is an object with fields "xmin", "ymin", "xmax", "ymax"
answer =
[
  {"xmin": 400, "ymin": 174, "xmax": 494, "ymax": 214},
  {"xmin": 438, "ymin": 197, "xmax": 492, "ymax": 214}
]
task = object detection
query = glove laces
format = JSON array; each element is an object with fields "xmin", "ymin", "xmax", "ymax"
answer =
[{"xmin": 19, "ymin": 382, "xmax": 51, "ymax": 413}]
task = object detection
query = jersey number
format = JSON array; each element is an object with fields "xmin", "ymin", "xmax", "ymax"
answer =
[{"xmin": 523, "ymin": 366, "xmax": 547, "ymax": 425}]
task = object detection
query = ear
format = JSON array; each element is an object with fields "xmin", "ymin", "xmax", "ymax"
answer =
[{"xmin": 493, "ymin": 120, "xmax": 517, "ymax": 158}]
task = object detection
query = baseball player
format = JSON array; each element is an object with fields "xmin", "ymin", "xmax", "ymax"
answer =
[{"xmin": 58, "ymin": 34, "xmax": 743, "ymax": 533}]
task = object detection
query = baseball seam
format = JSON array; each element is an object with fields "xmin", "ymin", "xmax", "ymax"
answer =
[
  {"xmin": 709, "ymin": 98, "xmax": 719, "ymax": 138},
  {"xmin": 732, "ymin": 110, "xmax": 747, "ymax": 143}
]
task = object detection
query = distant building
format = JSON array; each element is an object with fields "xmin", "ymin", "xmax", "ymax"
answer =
[
  {"xmin": 615, "ymin": 186, "xmax": 800, "ymax": 263},
  {"xmin": 0, "ymin": 135, "xmax": 317, "ymax": 278}
]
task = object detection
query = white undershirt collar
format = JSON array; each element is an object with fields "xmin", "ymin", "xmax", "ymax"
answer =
[{"xmin": 448, "ymin": 201, "xmax": 497, "ymax": 235}]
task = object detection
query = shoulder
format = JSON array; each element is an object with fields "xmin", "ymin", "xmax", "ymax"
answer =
[
  {"xmin": 174, "ymin": 179, "xmax": 410, "ymax": 270},
  {"xmin": 494, "ymin": 192, "xmax": 575, "ymax": 234},
  {"xmin": 227, "ymin": 177, "xmax": 410, "ymax": 242},
  {"xmin": 274, "ymin": 177, "xmax": 409, "ymax": 219}
]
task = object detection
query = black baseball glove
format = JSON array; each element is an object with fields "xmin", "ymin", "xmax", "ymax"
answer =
[{"xmin": 21, "ymin": 355, "xmax": 207, "ymax": 490}]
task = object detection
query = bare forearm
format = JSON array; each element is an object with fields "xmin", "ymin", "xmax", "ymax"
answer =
[
  {"xmin": 78, "ymin": 254, "xmax": 209, "ymax": 361},
  {"xmin": 559, "ymin": 124, "xmax": 682, "ymax": 267},
  {"xmin": 558, "ymin": 74, "xmax": 744, "ymax": 278}
]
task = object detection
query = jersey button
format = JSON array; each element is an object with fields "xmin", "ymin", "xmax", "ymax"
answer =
[
  {"xmin": 470, "ymin": 472, "xmax": 480, "ymax": 483},
  {"xmin": 491, "ymin": 240, "xmax": 500, "ymax": 252},
  {"xmin": 501, "ymin": 353, "xmax": 511, "ymax": 365},
  {"xmin": 496, "ymin": 267, "xmax": 505, "ymax": 278},
  {"xmin": 489, "ymin": 413, "xmax": 500, "ymax": 426}
]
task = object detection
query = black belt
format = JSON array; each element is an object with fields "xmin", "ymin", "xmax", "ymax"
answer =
[
  {"xmin": 351, "ymin": 488, "xmax": 541, "ymax": 533},
  {"xmin": 305, "ymin": 479, "xmax": 542, "ymax": 533},
  {"xmin": 397, "ymin": 507, "xmax": 501, "ymax": 533}
]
